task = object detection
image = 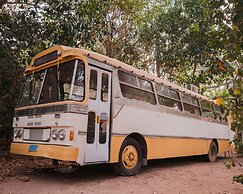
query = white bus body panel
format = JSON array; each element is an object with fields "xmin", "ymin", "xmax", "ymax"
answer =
[
  {"xmin": 113, "ymin": 104, "xmax": 230, "ymax": 140},
  {"xmin": 13, "ymin": 112, "xmax": 88, "ymax": 164}
]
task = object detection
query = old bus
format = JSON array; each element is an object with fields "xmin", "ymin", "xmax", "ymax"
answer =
[{"xmin": 11, "ymin": 45, "xmax": 234, "ymax": 176}]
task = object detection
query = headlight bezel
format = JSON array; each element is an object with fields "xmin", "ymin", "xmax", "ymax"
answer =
[
  {"xmin": 14, "ymin": 128, "xmax": 23, "ymax": 139},
  {"xmin": 51, "ymin": 129, "xmax": 59, "ymax": 140},
  {"xmin": 58, "ymin": 129, "xmax": 66, "ymax": 141}
]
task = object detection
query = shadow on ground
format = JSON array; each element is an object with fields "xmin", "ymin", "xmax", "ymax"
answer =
[{"xmin": 14, "ymin": 155, "xmax": 226, "ymax": 183}]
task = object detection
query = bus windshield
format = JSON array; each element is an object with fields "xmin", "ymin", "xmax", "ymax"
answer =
[{"xmin": 18, "ymin": 59, "xmax": 85, "ymax": 107}]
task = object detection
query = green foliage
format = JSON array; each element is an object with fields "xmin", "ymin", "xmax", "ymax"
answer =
[
  {"xmin": 138, "ymin": 0, "xmax": 242, "ymax": 88},
  {"xmin": 0, "ymin": 0, "xmax": 147, "ymax": 141}
]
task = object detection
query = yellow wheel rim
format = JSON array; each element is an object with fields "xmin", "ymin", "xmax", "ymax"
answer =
[{"xmin": 122, "ymin": 145, "xmax": 138, "ymax": 169}]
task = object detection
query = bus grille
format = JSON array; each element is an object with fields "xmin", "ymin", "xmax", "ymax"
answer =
[{"xmin": 23, "ymin": 128, "xmax": 51, "ymax": 141}]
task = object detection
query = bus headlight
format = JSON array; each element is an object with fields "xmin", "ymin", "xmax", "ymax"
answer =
[
  {"xmin": 51, "ymin": 129, "xmax": 58, "ymax": 140},
  {"xmin": 14, "ymin": 129, "xmax": 19, "ymax": 138},
  {"xmin": 14, "ymin": 129, "xmax": 23, "ymax": 139},
  {"xmin": 18, "ymin": 129, "xmax": 23, "ymax": 138},
  {"xmin": 58, "ymin": 129, "xmax": 66, "ymax": 140}
]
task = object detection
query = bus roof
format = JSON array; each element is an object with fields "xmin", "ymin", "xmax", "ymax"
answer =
[{"xmin": 30, "ymin": 45, "xmax": 209, "ymax": 101}]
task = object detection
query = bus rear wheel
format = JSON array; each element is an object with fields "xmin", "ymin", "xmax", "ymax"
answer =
[
  {"xmin": 113, "ymin": 137, "xmax": 142, "ymax": 176},
  {"xmin": 207, "ymin": 141, "xmax": 218, "ymax": 162}
]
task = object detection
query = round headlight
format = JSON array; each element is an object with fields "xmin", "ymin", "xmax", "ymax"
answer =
[
  {"xmin": 14, "ymin": 129, "xmax": 19, "ymax": 138},
  {"xmin": 17, "ymin": 129, "xmax": 23, "ymax": 138},
  {"xmin": 58, "ymin": 129, "xmax": 66, "ymax": 140},
  {"xmin": 51, "ymin": 129, "xmax": 58, "ymax": 140}
]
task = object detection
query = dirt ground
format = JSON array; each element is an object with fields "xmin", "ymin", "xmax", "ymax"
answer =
[{"xmin": 0, "ymin": 152, "xmax": 243, "ymax": 194}]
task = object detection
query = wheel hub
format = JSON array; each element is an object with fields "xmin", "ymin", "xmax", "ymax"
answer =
[{"xmin": 122, "ymin": 145, "xmax": 138, "ymax": 169}]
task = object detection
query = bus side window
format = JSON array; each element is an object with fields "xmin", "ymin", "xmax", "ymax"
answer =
[
  {"xmin": 87, "ymin": 112, "xmax": 96, "ymax": 144},
  {"xmin": 156, "ymin": 84, "xmax": 182, "ymax": 111},
  {"xmin": 138, "ymin": 78, "xmax": 154, "ymax": 92},
  {"xmin": 181, "ymin": 94, "xmax": 200, "ymax": 115},
  {"xmin": 201, "ymin": 100, "xmax": 214, "ymax": 118},
  {"xmin": 183, "ymin": 103, "xmax": 201, "ymax": 115},
  {"xmin": 213, "ymin": 104, "xmax": 222, "ymax": 121},
  {"xmin": 89, "ymin": 70, "xmax": 97, "ymax": 100},
  {"xmin": 118, "ymin": 71, "xmax": 138, "ymax": 87},
  {"xmin": 118, "ymin": 70, "xmax": 156, "ymax": 105},
  {"xmin": 99, "ymin": 113, "xmax": 108, "ymax": 144},
  {"xmin": 120, "ymin": 84, "xmax": 156, "ymax": 104}
]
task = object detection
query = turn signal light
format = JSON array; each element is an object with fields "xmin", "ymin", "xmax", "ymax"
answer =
[{"xmin": 70, "ymin": 130, "xmax": 74, "ymax": 141}]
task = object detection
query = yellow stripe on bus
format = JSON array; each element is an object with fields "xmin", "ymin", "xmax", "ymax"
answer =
[
  {"xmin": 109, "ymin": 135, "xmax": 231, "ymax": 163},
  {"xmin": 11, "ymin": 143, "xmax": 79, "ymax": 161}
]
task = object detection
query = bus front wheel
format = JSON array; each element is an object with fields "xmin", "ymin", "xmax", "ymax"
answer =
[
  {"xmin": 113, "ymin": 137, "xmax": 142, "ymax": 176},
  {"xmin": 207, "ymin": 141, "xmax": 218, "ymax": 162}
]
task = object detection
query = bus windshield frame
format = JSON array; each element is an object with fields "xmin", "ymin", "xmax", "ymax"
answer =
[{"xmin": 17, "ymin": 59, "xmax": 85, "ymax": 107}]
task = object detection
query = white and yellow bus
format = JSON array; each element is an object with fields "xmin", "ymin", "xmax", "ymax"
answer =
[{"xmin": 11, "ymin": 45, "xmax": 234, "ymax": 175}]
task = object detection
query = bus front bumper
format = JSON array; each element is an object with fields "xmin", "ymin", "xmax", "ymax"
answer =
[{"xmin": 10, "ymin": 143, "xmax": 79, "ymax": 161}]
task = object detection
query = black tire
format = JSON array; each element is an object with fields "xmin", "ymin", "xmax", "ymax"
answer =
[
  {"xmin": 113, "ymin": 137, "xmax": 142, "ymax": 176},
  {"xmin": 207, "ymin": 141, "xmax": 218, "ymax": 162}
]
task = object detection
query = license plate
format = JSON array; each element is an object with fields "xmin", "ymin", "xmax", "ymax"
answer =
[{"xmin": 28, "ymin": 145, "xmax": 38, "ymax": 152}]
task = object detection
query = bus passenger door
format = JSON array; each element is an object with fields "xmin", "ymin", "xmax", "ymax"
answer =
[{"xmin": 85, "ymin": 66, "xmax": 111, "ymax": 163}]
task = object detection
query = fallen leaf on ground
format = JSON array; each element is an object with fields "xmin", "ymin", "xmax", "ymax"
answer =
[{"xmin": 19, "ymin": 176, "xmax": 30, "ymax": 182}]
